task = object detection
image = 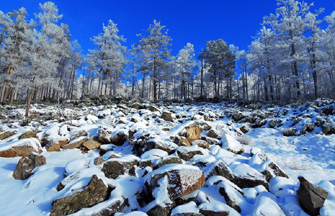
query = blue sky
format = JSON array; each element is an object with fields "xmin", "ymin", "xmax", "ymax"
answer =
[{"xmin": 1, "ymin": 0, "xmax": 334, "ymax": 57}]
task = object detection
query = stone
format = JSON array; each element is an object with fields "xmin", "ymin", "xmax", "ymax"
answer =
[
  {"xmin": 0, "ymin": 138, "xmax": 42, "ymax": 158},
  {"xmin": 102, "ymin": 159, "xmax": 138, "ymax": 179},
  {"xmin": 218, "ymin": 181, "xmax": 245, "ymax": 213},
  {"xmin": 91, "ymin": 198, "xmax": 128, "ymax": 216},
  {"xmin": 50, "ymin": 175, "xmax": 110, "ymax": 216},
  {"xmin": 83, "ymin": 137, "xmax": 101, "ymax": 150},
  {"xmin": 297, "ymin": 176, "xmax": 328, "ymax": 216},
  {"xmin": 98, "ymin": 128, "xmax": 111, "ymax": 144},
  {"xmin": 70, "ymin": 129, "xmax": 88, "ymax": 141},
  {"xmin": 156, "ymin": 157, "xmax": 183, "ymax": 169},
  {"xmin": 18, "ymin": 131, "xmax": 37, "ymax": 139},
  {"xmin": 207, "ymin": 129, "xmax": 219, "ymax": 139},
  {"xmin": 13, "ymin": 153, "xmax": 46, "ymax": 180},
  {"xmin": 178, "ymin": 138, "xmax": 191, "ymax": 146},
  {"xmin": 221, "ymin": 134, "xmax": 244, "ymax": 154},
  {"xmin": 111, "ymin": 131, "xmax": 128, "ymax": 146},
  {"xmin": 147, "ymin": 139, "xmax": 178, "ymax": 154},
  {"xmin": 262, "ymin": 162, "xmax": 289, "ymax": 182},
  {"xmin": 147, "ymin": 204, "xmax": 174, "ymax": 216},
  {"xmin": 0, "ymin": 131, "xmax": 16, "ymax": 140},
  {"xmin": 161, "ymin": 111, "xmax": 173, "ymax": 122},
  {"xmin": 132, "ymin": 103, "xmax": 143, "ymax": 110},
  {"xmin": 186, "ymin": 123, "xmax": 203, "ymax": 143},
  {"xmin": 177, "ymin": 146, "xmax": 203, "ymax": 161},
  {"xmin": 94, "ymin": 157, "xmax": 106, "ymax": 165},
  {"xmin": 206, "ymin": 161, "xmax": 234, "ymax": 181},
  {"xmin": 147, "ymin": 165, "xmax": 205, "ymax": 201},
  {"xmin": 199, "ymin": 209, "xmax": 229, "ymax": 216},
  {"xmin": 149, "ymin": 106, "xmax": 160, "ymax": 112},
  {"xmin": 240, "ymin": 124, "xmax": 251, "ymax": 134},
  {"xmin": 192, "ymin": 140, "xmax": 209, "ymax": 149},
  {"xmin": 46, "ymin": 142, "xmax": 60, "ymax": 152},
  {"xmin": 232, "ymin": 163, "xmax": 269, "ymax": 190},
  {"xmin": 62, "ymin": 137, "xmax": 88, "ymax": 150}
]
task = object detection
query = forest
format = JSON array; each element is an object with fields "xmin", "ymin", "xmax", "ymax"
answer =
[{"xmin": 1, "ymin": 0, "xmax": 335, "ymax": 116}]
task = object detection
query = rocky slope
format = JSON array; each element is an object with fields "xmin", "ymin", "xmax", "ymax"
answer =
[{"xmin": 0, "ymin": 100, "xmax": 334, "ymax": 215}]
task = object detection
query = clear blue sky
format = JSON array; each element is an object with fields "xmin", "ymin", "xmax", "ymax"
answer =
[{"xmin": 1, "ymin": 0, "xmax": 334, "ymax": 56}]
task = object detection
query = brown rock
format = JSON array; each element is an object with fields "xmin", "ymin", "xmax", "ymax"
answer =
[
  {"xmin": 0, "ymin": 139, "xmax": 43, "ymax": 157},
  {"xmin": 148, "ymin": 165, "xmax": 205, "ymax": 200},
  {"xmin": 13, "ymin": 153, "xmax": 46, "ymax": 180},
  {"xmin": 240, "ymin": 124, "xmax": 251, "ymax": 134},
  {"xmin": 297, "ymin": 176, "xmax": 328, "ymax": 216},
  {"xmin": 132, "ymin": 103, "xmax": 143, "ymax": 110},
  {"xmin": 207, "ymin": 129, "xmax": 219, "ymax": 138},
  {"xmin": 91, "ymin": 198, "xmax": 128, "ymax": 216},
  {"xmin": 102, "ymin": 159, "xmax": 138, "ymax": 179},
  {"xmin": 83, "ymin": 137, "xmax": 101, "ymax": 150},
  {"xmin": 46, "ymin": 142, "xmax": 60, "ymax": 152},
  {"xmin": 0, "ymin": 131, "xmax": 16, "ymax": 140},
  {"xmin": 62, "ymin": 137, "xmax": 88, "ymax": 149},
  {"xmin": 111, "ymin": 132, "xmax": 128, "ymax": 146},
  {"xmin": 50, "ymin": 175, "xmax": 110, "ymax": 216},
  {"xmin": 187, "ymin": 123, "xmax": 203, "ymax": 143},
  {"xmin": 177, "ymin": 146, "xmax": 203, "ymax": 161},
  {"xmin": 199, "ymin": 209, "xmax": 229, "ymax": 216},
  {"xmin": 192, "ymin": 140, "xmax": 209, "ymax": 149},
  {"xmin": 94, "ymin": 157, "xmax": 106, "ymax": 165},
  {"xmin": 262, "ymin": 162, "xmax": 289, "ymax": 182},
  {"xmin": 161, "ymin": 111, "xmax": 173, "ymax": 122},
  {"xmin": 19, "ymin": 131, "xmax": 37, "ymax": 139},
  {"xmin": 98, "ymin": 129, "xmax": 111, "ymax": 144}
]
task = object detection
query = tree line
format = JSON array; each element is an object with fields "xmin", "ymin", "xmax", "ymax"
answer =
[{"xmin": 1, "ymin": 0, "xmax": 335, "ymax": 117}]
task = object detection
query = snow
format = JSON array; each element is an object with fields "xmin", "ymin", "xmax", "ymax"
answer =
[{"xmin": 171, "ymin": 201, "xmax": 199, "ymax": 215}]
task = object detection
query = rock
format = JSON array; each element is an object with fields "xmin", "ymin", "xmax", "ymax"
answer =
[
  {"xmin": 198, "ymin": 203, "xmax": 230, "ymax": 216},
  {"xmin": 0, "ymin": 131, "xmax": 16, "ymax": 140},
  {"xmin": 178, "ymin": 138, "xmax": 191, "ymax": 146},
  {"xmin": 156, "ymin": 157, "xmax": 183, "ymax": 169},
  {"xmin": 252, "ymin": 192, "xmax": 286, "ymax": 216},
  {"xmin": 186, "ymin": 123, "xmax": 203, "ymax": 143},
  {"xmin": 46, "ymin": 141, "xmax": 60, "ymax": 152},
  {"xmin": 147, "ymin": 139, "xmax": 178, "ymax": 154},
  {"xmin": 111, "ymin": 131, "xmax": 128, "ymax": 146},
  {"xmin": 83, "ymin": 137, "xmax": 101, "ymax": 150},
  {"xmin": 177, "ymin": 146, "xmax": 204, "ymax": 161},
  {"xmin": 18, "ymin": 131, "xmax": 37, "ymax": 139},
  {"xmin": 297, "ymin": 176, "xmax": 328, "ymax": 216},
  {"xmin": 147, "ymin": 204, "xmax": 174, "ymax": 216},
  {"xmin": 98, "ymin": 128, "xmax": 111, "ymax": 144},
  {"xmin": 13, "ymin": 153, "xmax": 46, "ymax": 180},
  {"xmin": 102, "ymin": 158, "xmax": 138, "ymax": 179},
  {"xmin": 70, "ymin": 129, "xmax": 88, "ymax": 141},
  {"xmin": 231, "ymin": 163, "xmax": 269, "ymax": 190},
  {"xmin": 262, "ymin": 162, "xmax": 289, "ymax": 182},
  {"xmin": 206, "ymin": 161, "xmax": 234, "ymax": 181},
  {"xmin": 232, "ymin": 111, "xmax": 245, "ymax": 122},
  {"xmin": 161, "ymin": 111, "xmax": 173, "ymax": 122},
  {"xmin": 221, "ymin": 134, "xmax": 244, "ymax": 154},
  {"xmin": 50, "ymin": 175, "xmax": 110, "ymax": 216},
  {"xmin": 207, "ymin": 129, "xmax": 219, "ymax": 139},
  {"xmin": 62, "ymin": 137, "xmax": 88, "ymax": 150},
  {"xmin": 192, "ymin": 140, "xmax": 209, "ymax": 149},
  {"xmin": 94, "ymin": 157, "xmax": 106, "ymax": 165},
  {"xmin": 91, "ymin": 198, "xmax": 128, "ymax": 216},
  {"xmin": 0, "ymin": 138, "xmax": 42, "ymax": 158},
  {"xmin": 132, "ymin": 103, "xmax": 143, "ymax": 110},
  {"xmin": 146, "ymin": 164, "xmax": 205, "ymax": 201},
  {"xmin": 149, "ymin": 106, "xmax": 160, "ymax": 112},
  {"xmin": 218, "ymin": 180, "xmax": 245, "ymax": 213},
  {"xmin": 240, "ymin": 124, "xmax": 251, "ymax": 134}
]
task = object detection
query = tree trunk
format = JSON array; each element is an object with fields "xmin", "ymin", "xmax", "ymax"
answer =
[{"xmin": 25, "ymin": 88, "xmax": 34, "ymax": 117}]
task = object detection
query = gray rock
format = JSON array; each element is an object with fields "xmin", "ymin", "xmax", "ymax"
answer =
[{"xmin": 13, "ymin": 153, "xmax": 46, "ymax": 180}]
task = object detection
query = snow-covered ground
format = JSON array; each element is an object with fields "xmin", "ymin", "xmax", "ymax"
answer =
[{"xmin": 0, "ymin": 100, "xmax": 334, "ymax": 215}]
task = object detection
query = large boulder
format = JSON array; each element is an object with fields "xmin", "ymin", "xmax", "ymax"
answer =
[
  {"xmin": 186, "ymin": 123, "xmax": 203, "ymax": 143},
  {"xmin": 97, "ymin": 128, "xmax": 112, "ymax": 144},
  {"xmin": 0, "ymin": 131, "xmax": 16, "ymax": 140},
  {"xmin": 0, "ymin": 138, "xmax": 42, "ymax": 157},
  {"xmin": 18, "ymin": 131, "xmax": 37, "ymax": 140},
  {"xmin": 146, "ymin": 164, "xmax": 205, "ymax": 201},
  {"xmin": 231, "ymin": 163, "xmax": 269, "ymax": 190},
  {"xmin": 111, "ymin": 130, "xmax": 128, "ymax": 146},
  {"xmin": 297, "ymin": 176, "xmax": 328, "ymax": 216},
  {"xmin": 62, "ymin": 137, "xmax": 88, "ymax": 150},
  {"xmin": 102, "ymin": 157, "xmax": 138, "ymax": 179},
  {"xmin": 161, "ymin": 111, "xmax": 173, "ymax": 122},
  {"xmin": 13, "ymin": 153, "xmax": 46, "ymax": 180},
  {"xmin": 177, "ymin": 146, "xmax": 204, "ymax": 161},
  {"xmin": 147, "ymin": 139, "xmax": 178, "ymax": 154},
  {"xmin": 221, "ymin": 134, "xmax": 244, "ymax": 154},
  {"xmin": 50, "ymin": 175, "xmax": 110, "ymax": 216},
  {"xmin": 206, "ymin": 160, "xmax": 234, "ymax": 181},
  {"xmin": 91, "ymin": 198, "xmax": 128, "ymax": 216},
  {"xmin": 83, "ymin": 137, "xmax": 101, "ymax": 150}
]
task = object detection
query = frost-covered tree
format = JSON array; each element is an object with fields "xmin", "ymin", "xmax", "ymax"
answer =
[{"xmin": 137, "ymin": 20, "xmax": 172, "ymax": 101}]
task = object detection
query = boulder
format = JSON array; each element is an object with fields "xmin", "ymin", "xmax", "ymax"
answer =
[
  {"xmin": 206, "ymin": 161, "xmax": 234, "ymax": 181},
  {"xmin": 132, "ymin": 103, "xmax": 143, "ymax": 110},
  {"xmin": 94, "ymin": 157, "xmax": 106, "ymax": 165},
  {"xmin": 297, "ymin": 176, "xmax": 328, "ymax": 216},
  {"xmin": 186, "ymin": 123, "xmax": 203, "ymax": 143},
  {"xmin": 0, "ymin": 138, "xmax": 42, "ymax": 158},
  {"xmin": 70, "ymin": 129, "xmax": 88, "ymax": 141},
  {"xmin": 146, "ymin": 164, "xmax": 205, "ymax": 201},
  {"xmin": 102, "ymin": 158, "xmax": 138, "ymax": 179},
  {"xmin": 221, "ymin": 134, "xmax": 244, "ymax": 154},
  {"xmin": 156, "ymin": 157, "xmax": 183, "ymax": 169},
  {"xmin": 262, "ymin": 162, "xmax": 289, "ymax": 182},
  {"xmin": 98, "ymin": 128, "xmax": 112, "ymax": 144},
  {"xmin": 62, "ymin": 137, "xmax": 88, "ymax": 150},
  {"xmin": 147, "ymin": 139, "xmax": 178, "ymax": 154},
  {"xmin": 149, "ymin": 106, "xmax": 160, "ymax": 112},
  {"xmin": 111, "ymin": 131, "xmax": 128, "ymax": 146},
  {"xmin": 218, "ymin": 181, "xmax": 245, "ymax": 213},
  {"xmin": 207, "ymin": 129, "xmax": 219, "ymax": 139},
  {"xmin": 240, "ymin": 124, "xmax": 251, "ymax": 134},
  {"xmin": 83, "ymin": 137, "xmax": 101, "ymax": 150},
  {"xmin": 161, "ymin": 111, "xmax": 173, "ymax": 122},
  {"xmin": 91, "ymin": 198, "xmax": 128, "ymax": 216},
  {"xmin": 192, "ymin": 140, "xmax": 209, "ymax": 149},
  {"xmin": 198, "ymin": 202, "xmax": 230, "ymax": 216},
  {"xmin": 231, "ymin": 163, "xmax": 269, "ymax": 190},
  {"xmin": 45, "ymin": 142, "xmax": 60, "ymax": 152},
  {"xmin": 13, "ymin": 153, "xmax": 46, "ymax": 180},
  {"xmin": 177, "ymin": 146, "xmax": 204, "ymax": 161},
  {"xmin": 147, "ymin": 204, "xmax": 174, "ymax": 216},
  {"xmin": 50, "ymin": 175, "xmax": 110, "ymax": 216},
  {"xmin": 18, "ymin": 131, "xmax": 37, "ymax": 140},
  {"xmin": 0, "ymin": 131, "xmax": 16, "ymax": 140}
]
